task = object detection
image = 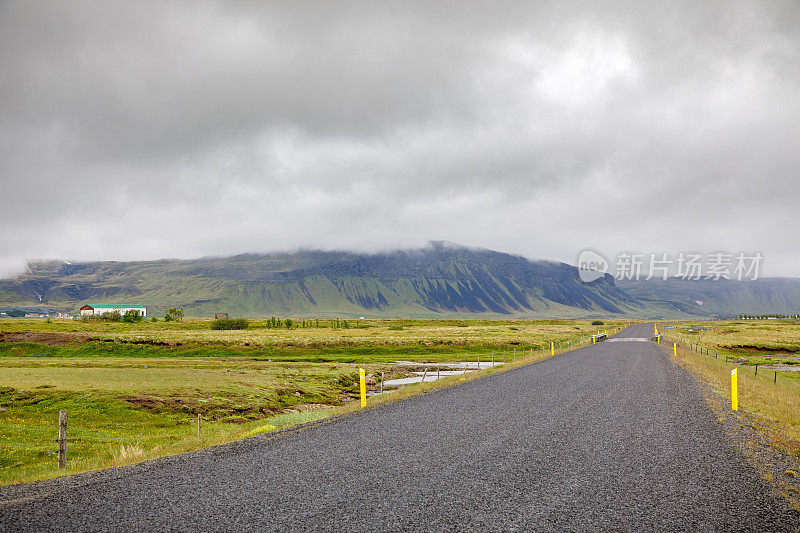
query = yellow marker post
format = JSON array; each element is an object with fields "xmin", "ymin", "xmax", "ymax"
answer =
[
  {"xmin": 359, "ymin": 367, "xmax": 367, "ymax": 408},
  {"xmin": 731, "ymin": 369, "xmax": 738, "ymax": 411},
  {"xmin": 673, "ymin": 343, "xmax": 677, "ymax": 357},
  {"xmin": 550, "ymin": 341, "xmax": 554, "ymax": 356}
]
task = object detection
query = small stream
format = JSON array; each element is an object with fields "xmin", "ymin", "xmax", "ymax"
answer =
[{"xmin": 381, "ymin": 361, "xmax": 505, "ymax": 388}]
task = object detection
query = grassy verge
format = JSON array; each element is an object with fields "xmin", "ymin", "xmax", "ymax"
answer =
[
  {"xmin": 669, "ymin": 342, "xmax": 800, "ymax": 452},
  {"xmin": 0, "ymin": 390, "xmax": 343, "ymax": 487}
]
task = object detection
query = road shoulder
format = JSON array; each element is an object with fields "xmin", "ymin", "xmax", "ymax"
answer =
[{"xmin": 666, "ymin": 344, "xmax": 800, "ymax": 511}]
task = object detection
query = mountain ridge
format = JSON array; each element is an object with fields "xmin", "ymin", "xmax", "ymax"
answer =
[
  {"xmin": 0, "ymin": 243, "xmax": 642, "ymax": 318},
  {"xmin": 1, "ymin": 243, "xmax": 798, "ymax": 319}
]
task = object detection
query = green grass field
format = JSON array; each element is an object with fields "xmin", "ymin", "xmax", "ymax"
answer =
[
  {"xmin": 1, "ymin": 317, "xmax": 617, "ymax": 348},
  {"xmin": 664, "ymin": 320, "xmax": 800, "ymax": 366},
  {"xmin": 0, "ymin": 317, "xmax": 622, "ymax": 486}
]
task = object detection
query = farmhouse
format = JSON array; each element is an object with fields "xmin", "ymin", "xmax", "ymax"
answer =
[{"xmin": 79, "ymin": 304, "xmax": 147, "ymax": 317}]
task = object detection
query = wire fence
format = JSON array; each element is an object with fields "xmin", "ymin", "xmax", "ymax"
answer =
[{"xmin": 655, "ymin": 324, "xmax": 786, "ymax": 386}]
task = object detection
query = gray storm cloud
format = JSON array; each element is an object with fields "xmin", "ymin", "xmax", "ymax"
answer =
[{"xmin": 1, "ymin": 0, "xmax": 799, "ymax": 277}]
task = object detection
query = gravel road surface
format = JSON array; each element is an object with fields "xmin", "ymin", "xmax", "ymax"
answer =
[{"xmin": 1, "ymin": 323, "xmax": 797, "ymax": 531}]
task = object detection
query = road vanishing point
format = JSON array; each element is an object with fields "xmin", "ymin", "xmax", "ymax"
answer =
[{"xmin": 1, "ymin": 323, "xmax": 798, "ymax": 531}]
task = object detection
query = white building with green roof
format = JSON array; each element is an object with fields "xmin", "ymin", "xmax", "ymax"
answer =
[{"xmin": 79, "ymin": 304, "xmax": 147, "ymax": 317}]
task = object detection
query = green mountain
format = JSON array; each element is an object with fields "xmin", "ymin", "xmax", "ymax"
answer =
[
  {"xmin": 2, "ymin": 243, "xmax": 797, "ymax": 319},
  {"xmin": 0, "ymin": 243, "xmax": 643, "ymax": 318}
]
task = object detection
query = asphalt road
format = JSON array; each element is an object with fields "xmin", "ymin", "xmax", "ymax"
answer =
[{"xmin": 1, "ymin": 323, "xmax": 798, "ymax": 532}]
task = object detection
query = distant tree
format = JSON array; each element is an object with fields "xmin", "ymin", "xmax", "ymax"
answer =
[
  {"xmin": 285, "ymin": 318, "xmax": 293, "ymax": 329},
  {"xmin": 164, "ymin": 307, "xmax": 184, "ymax": 322}
]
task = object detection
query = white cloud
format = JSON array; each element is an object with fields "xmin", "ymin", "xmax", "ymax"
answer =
[{"xmin": 1, "ymin": 0, "xmax": 799, "ymax": 278}]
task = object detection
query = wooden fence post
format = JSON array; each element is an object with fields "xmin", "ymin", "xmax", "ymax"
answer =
[
  {"xmin": 58, "ymin": 410, "xmax": 67, "ymax": 469},
  {"xmin": 381, "ymin": 371, "xmax": 384, "ymax": 394},
  {"xmin": 197, "ymin": 413, "xmax": 202, "ymax": 438}
]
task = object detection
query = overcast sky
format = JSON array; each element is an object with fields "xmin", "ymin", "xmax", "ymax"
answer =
[{"xmin": 1, "ymin": 0, "xmax": 799, "ymax": 278}]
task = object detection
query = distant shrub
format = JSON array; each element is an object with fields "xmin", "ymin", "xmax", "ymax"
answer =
[
  {"xmin": 265, "ymin": 317, "xmax": 298, "ymax": 329},
  {"xmin": 509, "ymin": 326, "xmax": 518, "ymax": 331},
  {"xmin": 388, "ymin": 325, "xmax": 404, "ymax": 331},
  {"xmin": 122, "ymin": 310, "xmax": 144, "ymax": 323},
  {"xmin": 591, "ymin": 320, "xmax": 604, "ymax": 325},
  {"xmin": 99, "ymin": 311, "xmax": 121, "ymax": 322},
  {"xmin": 150, "ymin": 316, "xmax": 158, "ymax": 323},
  {"xmin": 211, "ymin": 318, "xmax": 249, "ymax": 330}
]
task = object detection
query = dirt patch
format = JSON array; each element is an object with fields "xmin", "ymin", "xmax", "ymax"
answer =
[
  {"xmin": 221, "ymin": 416, "xmax": 249, "ymax": 424},
  {"xmin": 0, "ymin": 332, "xmax": 90, "ymax": 347},
  {"xmin": 769, "ymin": 363, "xmax": 800, "ymax": 372},
  {"xmin": 118, "ymin": 394, "xmax": 281, "ymax": 421},
  {"xmin": 294, "ymin": 403, "xmax": 330, "ymax": 412},
  {"xmin": 730, "ymin": 345, "xmax": 798, "ymax": 355},
  {"xmin": 121, "ymin": 339, "xmax": 171, "ymax": 346},
  {"xmin": 119, "ymin": 395, "xmax": 178, "ymax": 411}
]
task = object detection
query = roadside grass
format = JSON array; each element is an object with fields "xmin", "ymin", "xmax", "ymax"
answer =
[
  {"xmin": 671, "ymin": 343, "xmax": 800, "ymax": 453},
  {"xmin": 0, "ymin": 390, "xmax": 346, "ymax": 486},
  {"xmin": 0, "ymin": 319, "xmax": 629, "ymax": 486}
]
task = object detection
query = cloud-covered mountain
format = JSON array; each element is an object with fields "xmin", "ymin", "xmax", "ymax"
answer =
[
  {"xmin": 2, "ymin": 243, "xmax": 798, "ymax": 319},
  {"xmin": 0, "ymin": 243, "xmax": 643, "ymax": 318}
]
